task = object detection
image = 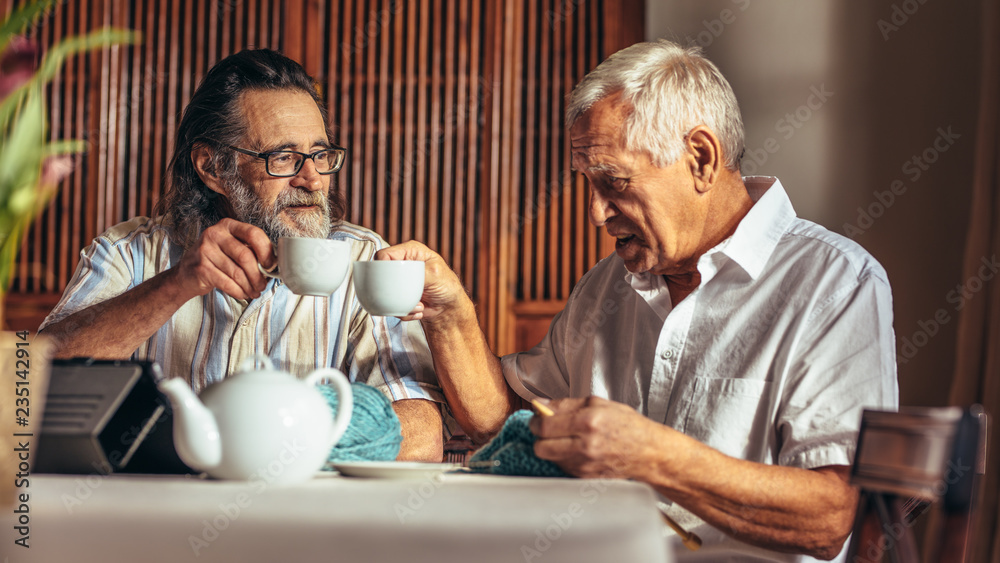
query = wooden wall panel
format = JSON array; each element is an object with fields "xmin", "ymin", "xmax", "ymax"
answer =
[
  {"xmin": 2, "ymin": 0, "xmax": 644, "ymax": 355},
  {"xmin": 499, "ymin": 0, "xmax": 644, "ymax": 352}
]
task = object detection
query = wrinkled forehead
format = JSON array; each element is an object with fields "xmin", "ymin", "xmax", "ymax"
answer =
[
  {"xmin": 571, "ymin": 90, "xmax": 635, "ymax": 139},
  {"xmin": 238, "ymin": 88, "xmax": 330, "ymax": 149},
  {"xmin": 570, "ymin": 95, "xmax": 632, "ymax": 163}
]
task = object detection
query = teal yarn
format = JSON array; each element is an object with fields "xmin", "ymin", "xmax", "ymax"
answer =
[
  {"xmin": 468, "ymin": 410, "xmax": 569, "ymax": 477},
  {"xmin": 317, "ymin": 382, "xmax": 402, "ymax": 463}
]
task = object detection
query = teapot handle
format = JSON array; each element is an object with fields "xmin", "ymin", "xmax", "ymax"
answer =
[{"xmin": 304, "ymin": 368, "xmax": 354, "ymax": 452}]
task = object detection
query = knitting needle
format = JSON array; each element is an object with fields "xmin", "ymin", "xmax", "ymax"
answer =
[
  {"xmin": 466, "ymin": 460, "xmax": 501, "ymax": 469},
  {"xmin": 530, "ymin": 399, "xmax": 702, "ymax": 551},
  {"xmin": 657, "ymin": 503, "xmax": 702, "ymax": 551},
  {"xmin": 530, "ymin": 398, "xmax": 555, "ymax": 417},
  {"xmin": 465, "ymin": 402, "xmax": 558, "ymax": 472},
  {"xmin": 467, "ymin": 402, "xmax": 555, "ymax": 469}
]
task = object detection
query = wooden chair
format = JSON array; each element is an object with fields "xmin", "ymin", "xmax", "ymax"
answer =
[{"xmin": 846, "ymin": 405, "xmax": 988, "ymax": 563}]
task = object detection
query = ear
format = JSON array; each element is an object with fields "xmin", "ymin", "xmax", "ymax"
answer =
[
  {"xmin": 191, "ymin": 143, "xmax": 227, "ymax": 196},
  {"xmin": 684, "ymin": 126, "xmax": 723, "ymax": 194}
]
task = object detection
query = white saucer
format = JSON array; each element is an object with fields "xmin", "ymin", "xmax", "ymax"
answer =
[{"xmin": 330, "ymin": 461, "xmax": 461, "ymax": 479}]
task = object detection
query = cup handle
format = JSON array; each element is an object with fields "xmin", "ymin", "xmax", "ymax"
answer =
[
  {"xmin": 305, "ymin": 368, "xmax": 354, "ymax": 452},
  {"xmin": 258, "ymin": 262, "xmax": 280, "ymax": 279}
]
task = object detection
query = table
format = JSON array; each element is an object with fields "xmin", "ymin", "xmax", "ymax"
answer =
[{"xmin": 1, "ymin": 472, "xmax": 671, "ymax": 563}]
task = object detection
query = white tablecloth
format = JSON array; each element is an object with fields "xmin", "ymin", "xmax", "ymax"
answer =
[{"xmin": 1, "ymin": 472, "xmax": 671, "ymax": 563}]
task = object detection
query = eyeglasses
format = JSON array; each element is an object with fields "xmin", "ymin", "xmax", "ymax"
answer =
[{"xmin": 226, "ymin": 144, "xmax": 347, "ymax": 177}]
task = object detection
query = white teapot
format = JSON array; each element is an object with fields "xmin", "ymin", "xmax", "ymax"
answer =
[{"xmin": 158, "ymin": 356, "xmax": 353, "ymax": 485}]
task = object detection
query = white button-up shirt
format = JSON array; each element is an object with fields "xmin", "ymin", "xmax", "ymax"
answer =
[{"xmin": 502, "ymin": 177, "xmax": 898, "ymax": 562}]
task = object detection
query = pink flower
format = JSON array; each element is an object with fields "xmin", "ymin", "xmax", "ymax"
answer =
[
  {"xmin": 0, "ymin": 36, "xmax": 39, "ymax": 102},
  {"xmin": 40, "ymin": 154, "xmax": 75, "ymax": 186}
]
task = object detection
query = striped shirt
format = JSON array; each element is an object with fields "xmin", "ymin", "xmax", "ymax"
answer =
[{"xmin": 41, "ymin": 217, "xmax": 444, "ymax": 403}]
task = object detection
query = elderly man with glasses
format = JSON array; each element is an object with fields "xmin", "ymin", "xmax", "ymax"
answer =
[{"xmin": 40, "ymin": 49, "xmax": 446, "ymax": 461}]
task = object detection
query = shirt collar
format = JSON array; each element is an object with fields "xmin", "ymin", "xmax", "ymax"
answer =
[
  {"xmin": 708, "ymin": 176, "xmax": 795, "ymax": 281},
  {"xmin": 624, "ymin": 176, "xmax": 796, "ymax": 307},
  {"xmin": 625, "ymin": 269, "xmax": 673, "ymax": 319}
]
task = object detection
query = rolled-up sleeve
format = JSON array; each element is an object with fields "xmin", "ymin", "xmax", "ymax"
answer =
[
  {"xmin": 777, "ymin": 270, "xmax": 899, "ymax": 469},
  {"xmin": 501, "ymin": 306, "xmax": 572, "ymax": 402}
]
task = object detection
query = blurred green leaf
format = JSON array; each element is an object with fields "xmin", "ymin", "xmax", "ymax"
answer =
[
  {"xmin": 34, "ymin": 28, "xmax": 141, "ymax": 86},
  {"xmin": 0, "ymin": 28, "xmax": 141, "ymax": 123},
  {"xmin": 44, "ymin": 139, "xmax": 85, "ymax": 156},
  {"xmin": 0, "ymin": 89, "xmax": 43, "ymax": 197},
  {"xmin": 0, "ymin": 0, "xmax": 59, "ymax": 53},
  {"xmin": 9, "ymin": 185, "xmax": 36, "ymax": 215},
  {"xmin": 0, "ymin": 83, "xmax": 29, "ymax": 134},
  {"xmin": 0, "ymin": 1, "xmax": 140, "ymax": 297},
  {"xmin": 0, "ymin": 212, "xmax": 30, "ymax": 290}
]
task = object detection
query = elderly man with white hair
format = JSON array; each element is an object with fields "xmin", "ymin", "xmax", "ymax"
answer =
[{"xmin": 384, "ymin": 39, "xmax": 898, "ymax": 561}]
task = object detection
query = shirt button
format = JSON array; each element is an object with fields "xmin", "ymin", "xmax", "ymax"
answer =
[{"xmin": 661, "ymin": 350, "xmax": 673, "ymax": 359}]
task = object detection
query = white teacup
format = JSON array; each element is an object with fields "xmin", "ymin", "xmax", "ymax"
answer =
[
  {"xmin": 351, "ymin": 260, "xmax": 425, "ymax": 316},
  {"xmin": 259, "ymin": 237, "xmax": 351, "ymax": 296}
]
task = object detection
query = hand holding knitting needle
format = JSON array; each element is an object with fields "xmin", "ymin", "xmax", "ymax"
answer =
[
  {"xmin": 527, "ymin": 396, "xmax": 663, "ymax": 479},
  {"xmin": 529, "ymin": 398, "xmax": 702, "ymax": 551}
]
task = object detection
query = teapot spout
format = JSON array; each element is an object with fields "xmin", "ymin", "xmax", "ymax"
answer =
[{"xmin": 158, "ymin": 378, "xmax": 222, "ymax": 472}]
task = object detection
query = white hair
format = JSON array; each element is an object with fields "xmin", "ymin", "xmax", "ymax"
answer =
[{"xmin": 567, "ymin": 39, "xmax": 744, "ymax": 171}]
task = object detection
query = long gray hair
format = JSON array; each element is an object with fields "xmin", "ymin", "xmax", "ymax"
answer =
[{"xmin": 157, "ymin": 49, "xmax": 346, "ymax": 247}]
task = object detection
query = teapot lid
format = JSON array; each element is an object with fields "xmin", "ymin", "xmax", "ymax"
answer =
[
  {"xmin": 238, "ymin": 355, "xmax": 278, "ymax": 373},
  {"xmin": 227, "ymin": 355, "xmax": 300, "ymax": 384}
]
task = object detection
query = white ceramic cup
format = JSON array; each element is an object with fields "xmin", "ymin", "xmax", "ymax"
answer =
[
  {"xmin": 258, "ymin": 237, "xmax": 351, "ymax": 296},
  {"xmin": 351, "ymin": 260, "xmax": 425, "ymax": 316}
]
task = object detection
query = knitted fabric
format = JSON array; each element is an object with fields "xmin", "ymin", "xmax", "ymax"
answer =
[
  {"xmin": 468, "ymin": 410, "xmax": 569, "ymax": 477},
  {"xmin": 317, "ymin": 382, "xmax": 402, "ymax": 463}
]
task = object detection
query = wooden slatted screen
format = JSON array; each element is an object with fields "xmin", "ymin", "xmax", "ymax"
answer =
[
  {"xmin": 2, "ymin": 0, "xmax": 642, "ymax": 354},
  {"xmin": 501, "ymin": 0, "xmax": 641, "ymax": 351}
]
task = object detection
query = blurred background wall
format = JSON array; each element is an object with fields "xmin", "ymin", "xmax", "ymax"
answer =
[{"xmin": 648, "ymin": 0, "xmax": 984, "ymax": 410}]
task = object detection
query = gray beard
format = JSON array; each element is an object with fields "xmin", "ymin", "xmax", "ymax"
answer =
[{"xmin": 228, "ymin": 177, "xmax": 333, "ymax": 242}]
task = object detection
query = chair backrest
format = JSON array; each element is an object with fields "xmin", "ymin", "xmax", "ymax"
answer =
[{"xmin": 846, "ymin": 405, "xmax": 988, "ymax": 563}]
